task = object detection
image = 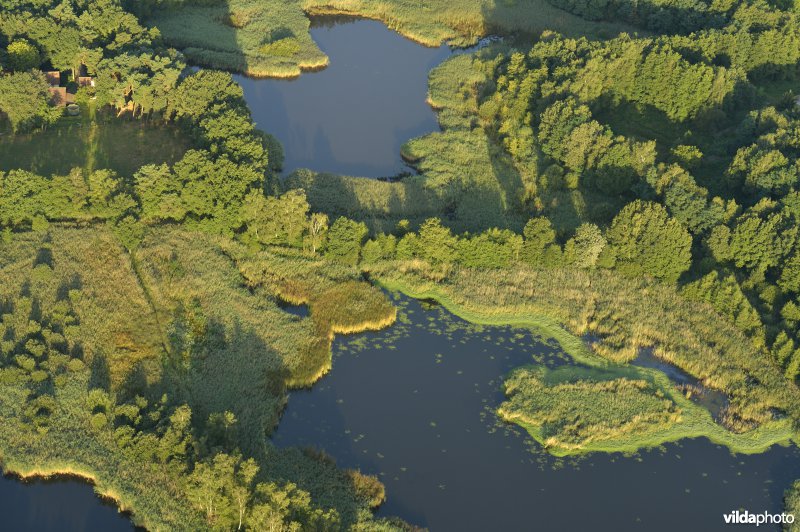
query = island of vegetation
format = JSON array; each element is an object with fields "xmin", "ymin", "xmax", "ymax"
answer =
[{"xmin": 2, "ymin": 0, "xmax": 800, "ymax": 527}]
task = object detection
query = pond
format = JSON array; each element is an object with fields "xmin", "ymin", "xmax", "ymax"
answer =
[
  {"xmin": 274, "ymin": 295, "xmax": 800, "ymax": 531},
  {"xmin": 236, "ymin": 17, "xmax": 453, "ymax": 178},
  {"xmin": 0, "ymin": 475, "xmax": 134, "ymax": 531}
]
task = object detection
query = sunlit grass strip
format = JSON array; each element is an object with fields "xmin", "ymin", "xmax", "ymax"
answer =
[
  {"xmin": 302, "ymin": 0, "xmax": 636, "ymax": 45},
  {"xmin": 374, "ymin": 270, "xmax": 599, "ymax": 366},
  {"xmin": 499, "ymin": 365, "xmax": 795, "ymax": 457},
  {"xmin": 151, "ymin": 0, "xmax": 638, "ymax": 79},
  {"xmin": 785, "ymin": 480, "xmax": 800, "ymax": 530},
  {"xmin": 2, "ymin": 466, "xmax": 130, "ymax": 513},
  {"xmin": 374, "ymin": 268, "xmax": 798, "ymax": 456},
  {"xmin": 273, "ymin": 278, "xmax": 398, "ymax": 386}
]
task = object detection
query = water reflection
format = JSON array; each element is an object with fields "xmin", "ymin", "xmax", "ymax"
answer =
[
  {"xmin": 273, "ymin": 295, "xmax": 800, "ymax": 531},
  {"xmin": 236, "ymin": 18, "xmax": 452, "ymax": 177}
]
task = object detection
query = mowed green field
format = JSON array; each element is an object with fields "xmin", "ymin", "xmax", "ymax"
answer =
[{"xmin": 0, "ymin": 116, "xmax": 191, "ymax": 177}]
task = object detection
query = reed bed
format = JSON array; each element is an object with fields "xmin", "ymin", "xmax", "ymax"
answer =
[
  {"xmin": 372, "ymin": 261, "xmax": 800, "ymax": 451},
  {"xmin": 151, "ymin": 0, "xmax": 635, "ymax": 79},
  {"xmin": 0, "ymin": 226, "xmax": 402, "ymax": 528}
]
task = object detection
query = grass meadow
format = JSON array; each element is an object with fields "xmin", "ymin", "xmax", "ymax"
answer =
[{"xmin": 0, "ymin": 114, "xmax": 190, "ymax": 178}]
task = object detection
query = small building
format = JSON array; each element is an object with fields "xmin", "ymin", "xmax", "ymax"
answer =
[
  {"xmin": 77, "ymin": 76, "xmax": 95, "ymax": 88},
  {"xmin": 44, "ymin": 71, "xmax": 60, "ymax": 86},
  {"xmin": 48, "ymin": 86, "xmax": 67, "ymax": 106},
  {"xmin": 47, "ymin": 87, "xmax": 74, "ymax": 107}
]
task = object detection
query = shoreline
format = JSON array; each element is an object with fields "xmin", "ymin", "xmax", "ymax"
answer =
[
  {"xmin": 0, "ymin": 463, "xmax": 137, "ymax": 523},
  {"xmin": 171, "ymin": 10, "xmax": 469, "ymax": 81},
  {"xmin": 374, "ymin": 274, "xmax": 798, "ymax": 456}
]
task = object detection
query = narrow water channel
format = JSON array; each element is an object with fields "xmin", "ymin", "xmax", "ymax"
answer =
[
  {"xmin": 273, "ymin": 295, "xmax": 800, "ymax": 531},
  {"xmin": 235, "ymin": 17, "xmax": 452, "ymax": 177}
]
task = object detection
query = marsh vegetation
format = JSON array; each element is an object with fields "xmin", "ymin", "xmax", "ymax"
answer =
[
  {"xmin": 3, "ymin": 0, "xmax": 800, "ymax": 526},
  {"xmin": 148, "ymin": 0, "xmax": 634, "ymax": 78},
  {"xmin": 273, "ymin": 295, "xmax": 800, "ymax": 531}
]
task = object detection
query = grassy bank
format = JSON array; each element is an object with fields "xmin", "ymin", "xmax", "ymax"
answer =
[
  {"xmin": 286, "ymin": 52, "xmax": 527, "ymax": 233},
  {"xmin": 371, "ymin": 262, "xmax": 800, "ymax": 455},
  {"xmin": 0, "ymin": 114, "xmax": 190, "ymax": 178},
  {"xmin": 499, "ymin": 365, "xmax": 793, "ymax": 456},
  {"xmin": 133, "ymin": 227, "xmax": 397, "ymax": 427},
  {"xmin": 150, "ymin": 0, "xmax": 636, "ymax": 79},
  {"xmin": 0, "ymin": 374, "xmax": 204, "ymax": 529},
  {"xmin": 224, "ymin": 241, "xmax": 398, "ymax": 385},
  {"xmin": 786, "ymin": 481, "xmax": 800, "ymax": 531},
  {"xmin": 149, "ymin": 0, "xmax": 329, "ymax": 78},
  {"xmin": 286, "ymin": 169, "xmax": 446, "ymax": 233},
  {"xmin": 304, "ymin": 0, "xmax": 635, "ymax": 45}
]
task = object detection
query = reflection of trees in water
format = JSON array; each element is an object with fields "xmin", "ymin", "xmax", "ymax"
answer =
[{"xmin": 308, "ymin": 14, "xmax": 363, "ymax": 29}]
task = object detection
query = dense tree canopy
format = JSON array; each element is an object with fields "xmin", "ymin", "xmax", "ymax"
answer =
[
  {"xmin": 606, "ymin": 200, "xmax": 692, "ymax": 282},
  {"xmin": 5, "ymin": 39, "xmax": 39, "ymax": 71},
  {"xmin": 0, "ymin": 71, "xmax": 60, "ymax": 132}
]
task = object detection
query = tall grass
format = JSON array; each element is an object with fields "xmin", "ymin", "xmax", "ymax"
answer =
[
  {"xmin": 285, "ymin": 169, "xmax": 446, "ymax": 233},
  {"xmin": 0, "ymin": 373, "xmax": 205, "ymax": 529},
  {"xmin": 303, "ymin": 0, "xmax": 637, "ymax": 45},
  {"xmin": 0, "ymin": 230, "xmax": 203, "ymax": 528},
  {"xmin": 223, "ymin": 240, "xmax": 397, "ymax": 386},
  {"xmin": 785, "ymin": 481, "xmax": 800, "ymax": 531},
  {"xmin": 498, "ymin": 363, "xmax": 793, "ymax": 456},
  {"xmin": 0, "ymin": 228, "xmax": 165, "ymax": 386}
]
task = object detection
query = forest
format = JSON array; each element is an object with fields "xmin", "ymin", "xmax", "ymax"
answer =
[{"xmin": 2, "ymin": 0, "xmax": 800, "ymax": 528}]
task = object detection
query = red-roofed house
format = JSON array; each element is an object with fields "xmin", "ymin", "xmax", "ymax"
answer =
[
  {"xmin": 48, "ymin": 86, "xmax": 69, "ymax": 106},
  {"xmin": 44, "ymin": 71, "xmax": 60, "ymax": 86},
  {"xmin": 48, "ymin": 86, "xmax": 66, "ymax": 106}
]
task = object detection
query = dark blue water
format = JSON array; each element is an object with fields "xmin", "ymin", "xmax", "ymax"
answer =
[
  {"xmin": 0, "ymin": 475, "xmax": 134, "ymax": 531},
  {"xmin": 236, "ymin": 18, "xmax": 452, "ymax": 177},
  {"xmin": 274, "ymin": 295, "xmax": 800, "ymax": 531}
]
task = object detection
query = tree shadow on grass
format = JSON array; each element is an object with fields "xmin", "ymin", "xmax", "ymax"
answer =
[
  {"xmin": 142, "ymin": 0, "xmax": 327, "ymax": 78},
  {"xmin": 149, "ymin": 313, "xmax": 372, "ymax": 527}
]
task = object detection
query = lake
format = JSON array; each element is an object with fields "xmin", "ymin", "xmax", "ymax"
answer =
[
  {"xmin": 0, "ymin": 475, "xmax": 134, "ymax": 531},
  {"xmin": 236, "ymin": 17, "xmax": 452, "ymax": 178},
  {"xmin": 273, "ymin": 294, "xmax": 800, "ymax": 531}
]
